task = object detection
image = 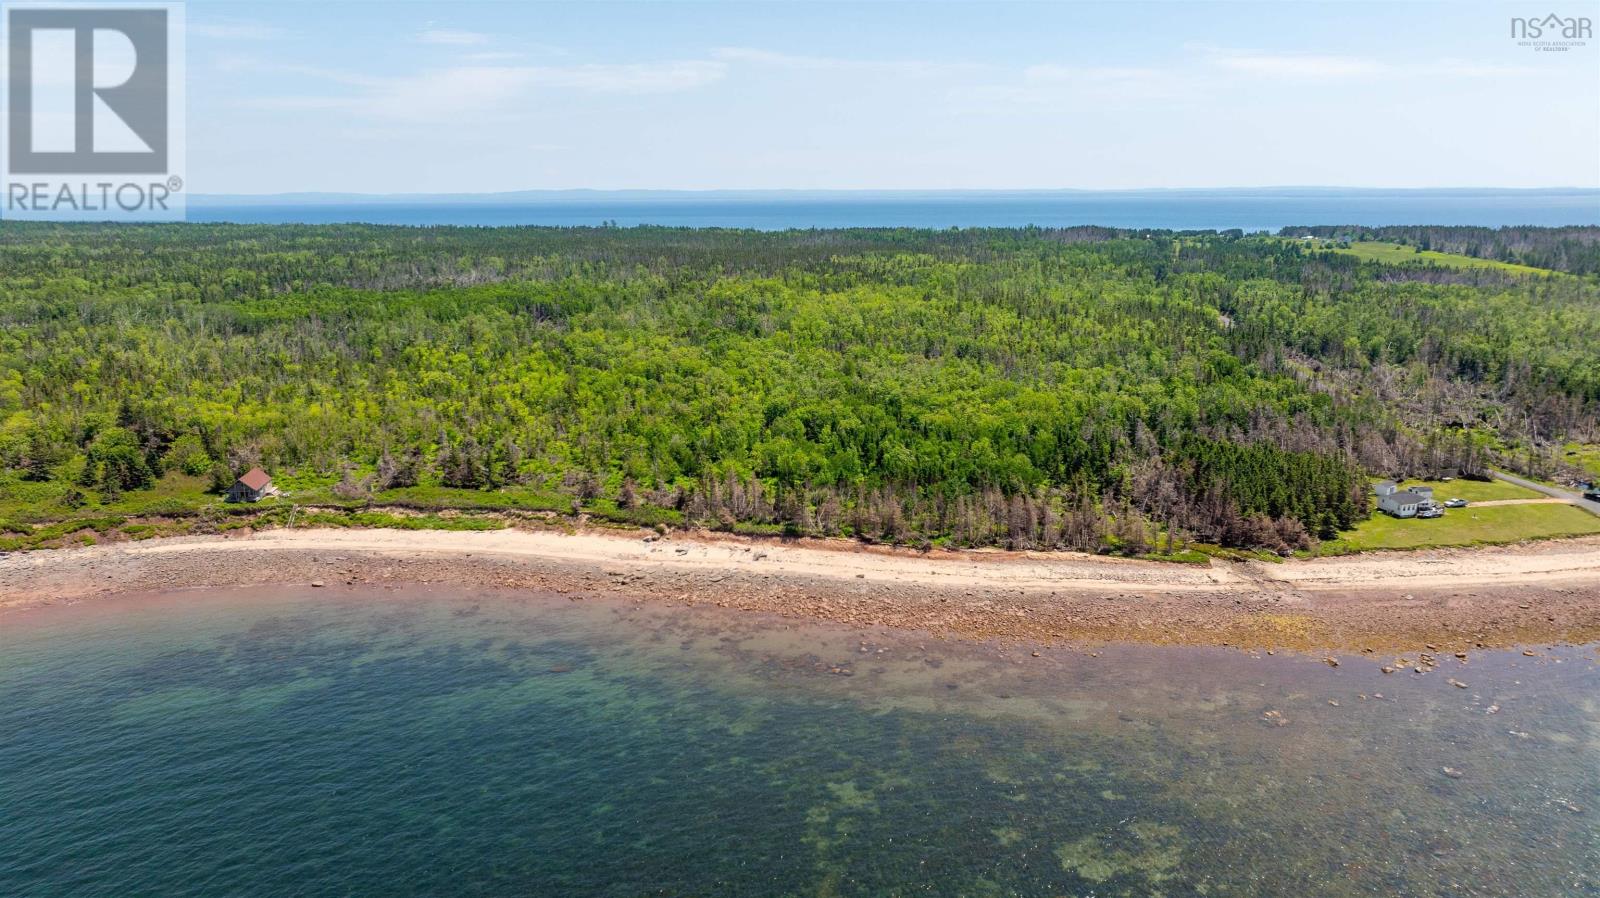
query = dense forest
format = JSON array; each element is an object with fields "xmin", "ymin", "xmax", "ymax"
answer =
[{"xmin": 2, "ymin": 223, "xmax": 1596, "ymax": 554}]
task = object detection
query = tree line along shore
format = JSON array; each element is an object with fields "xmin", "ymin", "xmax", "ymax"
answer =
[{"xmin": 2, "ymin": 223, "xmax": 1598, "ymax": 558}]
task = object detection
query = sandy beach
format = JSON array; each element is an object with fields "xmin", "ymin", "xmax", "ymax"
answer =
[{"xmin": 4, "ymin": 526, "xmax": 1600, "ymax": 652}]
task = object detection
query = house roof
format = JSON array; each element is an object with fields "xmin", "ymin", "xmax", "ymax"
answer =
[
  {"xmin": 1375, "ymin": 480, "xmax": 1396, "ymax": 489},
  {"xmin": 1387, "ymin": 490, "xmax": 1426, "ymax": 504},
  {"xmin": 237, "ymin": 467, "xmax": 271, "ymax": 490}
]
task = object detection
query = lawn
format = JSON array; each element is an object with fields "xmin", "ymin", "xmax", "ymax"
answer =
[
  {"xmin": 1562, "ymin": 444, "xmax": 1600, "ymax": 481},
  {"xmin": 1324, "ymin": 502, "xmax": 1600, "ymax": 553},
  {"xmin": 1381, "ymin": 477, "xmax": 1540, "ymax": 503},
  {"xmin": 1314, "ymin": 240, "xmax": 1554, "ymax": 276}
]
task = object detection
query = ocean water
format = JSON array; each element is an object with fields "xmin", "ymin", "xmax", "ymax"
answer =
[
  {"xmin": 186, "ymin": 189, "xmax": 1600, "ymax": 230},
  {"xmin": 1, "ymin": 586, "xmax": 1596, "ymax": 897}
]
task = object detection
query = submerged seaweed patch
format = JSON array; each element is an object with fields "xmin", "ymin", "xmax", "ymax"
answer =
[
  {"xmin": 0, "ymin": 588, "xmax": 1597, "ymax": 897},
  {"xmin": 1056, "ymin": 821, "xmax": 1185, "ymax": 889}
]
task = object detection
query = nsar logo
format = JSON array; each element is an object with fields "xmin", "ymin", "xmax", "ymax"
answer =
[{"xmin": 1509, "ymin": 12, "xmax": 1593, "ymax": 52}]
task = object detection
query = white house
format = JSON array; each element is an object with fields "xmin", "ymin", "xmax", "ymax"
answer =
[
  {"xmin": 1378, "ymin": 490, "xmax": 1426, "ymax": 517},
  {"xmin": 1375, "ymin": 481, "xmax": 1437, "ymax": 518}
]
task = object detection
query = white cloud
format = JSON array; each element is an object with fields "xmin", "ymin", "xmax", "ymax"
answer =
[
  {"xmin": 712, "ymin": 47, "xmax": 973, "ymax": 77},
  {"xmin": 418, "ymin": 29, "xmax": 491, "ymax": 46},
  {"xmin": 244, "ymin": 96, "xmax": 357, "ymax": 112},
  {"xmin": 1196, "ymin": 47, "xmax": 1535, "ymax": 81},
  {"xmin": 1024, "ymin": 64, "xmax": 1166, "ymax": 83},
  {"xmin": 191, "ymin": 21, "xmax": 287, "ymax": 41},
  {"xmin": 1418, "ymin": 58, "xmax": 1538, "ymax": 78},
  {"xmin": 1203, "ymin": 48, "xmax": 1387, "ymax": 79},
  {"xmin": 951, "ymin": 63, "xmax": 1193, "ymax": 109},
  {"xmin": 251, "ymin": 60, "xmax": 728, "ymax": 123},
  {"xmin": 514, "ymin": 61, "xmax": 727, "ymax": 93}
]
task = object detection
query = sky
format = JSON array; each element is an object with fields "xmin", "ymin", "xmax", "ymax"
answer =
[{"xmin": 178, "ymin": 0, "xmax": 1600, "ymax": 194}]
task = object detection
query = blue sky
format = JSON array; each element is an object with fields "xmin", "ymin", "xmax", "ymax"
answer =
[{"xmin": 185, "ymin": 1, "xmax": 1600, "ymax": 194}]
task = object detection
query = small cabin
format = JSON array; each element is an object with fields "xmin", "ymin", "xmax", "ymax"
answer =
[
  {"xmin": 1374, "ymin": 481, "xmax": 1398, "ymax": 498},
  {"xmin": 225, "ymin": 466, "xmax": 276, "ymax": 503}
]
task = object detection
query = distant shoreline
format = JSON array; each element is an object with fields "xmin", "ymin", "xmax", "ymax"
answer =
[
  {"xmin": 189, "ymin": 186, "xmax": 1600, "ymax": 207},
  {"xmin": 6, "ymin": 526, "xmax": 1600, "ymax": 653},
  {"xmin": 162, "ymin": 187, "xmax": 1600, "ymax": 230}
]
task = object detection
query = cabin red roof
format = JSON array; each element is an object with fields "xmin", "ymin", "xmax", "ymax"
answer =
[{"xmin": 237, "ymin": 467, "xmax": 271, "ymax": 490}]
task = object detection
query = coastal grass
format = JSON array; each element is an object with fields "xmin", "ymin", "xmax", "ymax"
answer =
[
  {"xmin": 0, "ymin": 516, "xmax": 126, "ymax": 551},
  {"xmin": 1562, "ymin": 443, "xmax": 1600, "ymax": 480},
  {"xmin": 0, "ymin": 472, "xmax": 215, "ymax": 524},
  {"xmin": 296, "ymin": 510, "xmax": 507, "ymax": 532},
  {"xmin": 1139, "ymin": 549, "xmax": 1215, "ymax": 565},
  {"xmin": 1384, "ymin": 477, "xmax": 1541, "ymax": 503},
  {"xmin": 0, "ymin": 470, "xmax": 678, "ymax": 548},
  {"xmin": 1323, "ymin": 502, "xmax": 1600, "ymax": 553},
  {"xmin": 3, "ymin": 467, "xmax": 1592, "ymax": 558}
]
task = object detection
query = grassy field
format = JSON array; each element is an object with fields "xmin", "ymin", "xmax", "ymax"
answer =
[
  {"xmin": 1381, "ymin": 477, "xmax": 1541, "ymax": 503},
  {"xmin": 1562, "ymin": 444, "xmax": 1600, "ymax": 481},
  {"xmin": 1311, "ymin": 240, "xmax": 1554, "ymax": 276},
  {"xmin": 1324, "ymin": 501, "xmax": 1600, "ymax": 553}
]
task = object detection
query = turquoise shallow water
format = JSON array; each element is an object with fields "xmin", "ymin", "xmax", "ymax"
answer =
[{"xmin": 1, "ymin": 585, "xmax": 1596, "ymax": 897}]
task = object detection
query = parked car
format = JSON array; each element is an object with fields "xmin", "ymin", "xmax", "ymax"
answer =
[
  {"xmin": 1444, "ymin": 498, "xmax": 1468, "ymax": 508},
  {"xmin": 1585, "ymin": 489, "xmax": 1600, "ymax": 502},
  {"xmin": 1417, "ymin": 507, "xmax": 1445, "ymax": 519}
]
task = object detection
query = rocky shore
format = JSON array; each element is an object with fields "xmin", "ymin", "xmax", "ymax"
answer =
[{"xmin": 4, "ymin": 526, "xmax": 1600, "ymax": 653}]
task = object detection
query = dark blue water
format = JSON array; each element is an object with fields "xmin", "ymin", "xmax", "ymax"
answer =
[
  {"xmin": 186, "ymin": 189, "xmax": 1600, "ymax": 230},
  {"xmin": 2, "ymin": 586, "xmax": 1596, "ymax": 897}
]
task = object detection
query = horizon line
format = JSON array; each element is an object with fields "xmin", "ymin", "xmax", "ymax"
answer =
[{"xmin": 191, "ymin": 185, "xmax": 1600, "ymax": 203}]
